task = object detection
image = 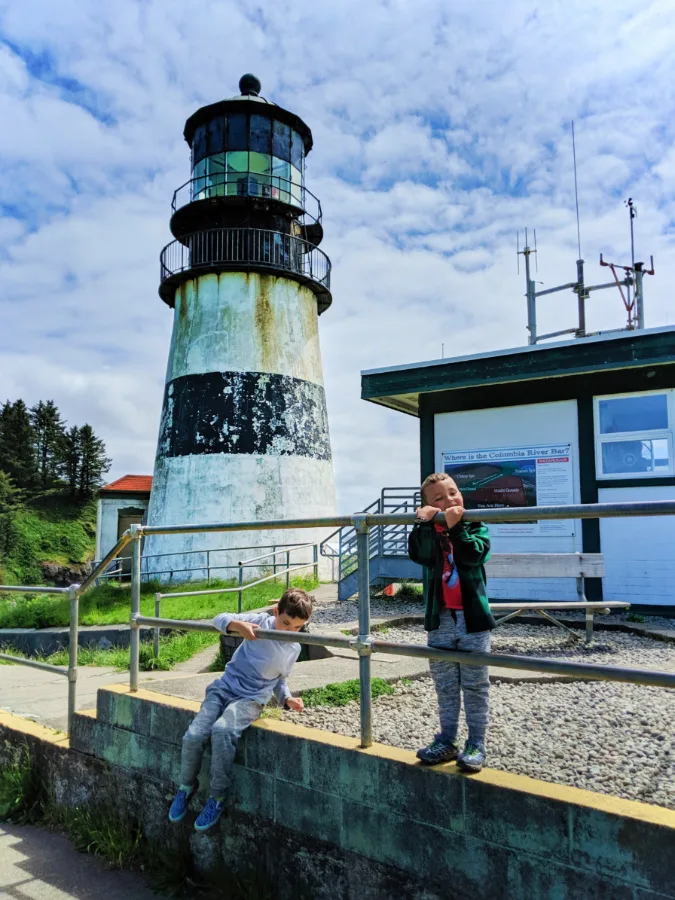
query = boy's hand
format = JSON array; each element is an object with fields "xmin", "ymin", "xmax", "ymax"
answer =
[
  {"xmin": 228, "ymin": 621, "xmax": 259, "ymax": 640},
  {"xmin": 415, "ymin": 506, "xmax": 441, "ymax": 522},
  {"xmin": 286, "ymin": 697, "xmax": 304, "ymax": 712},
  {"xmin": 444, "ymin": 506, "xmax": 464, "ymax": 529}
]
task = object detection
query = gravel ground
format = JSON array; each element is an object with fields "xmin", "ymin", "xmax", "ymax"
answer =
[
  {"xmin": 287, "ymin": 623, "xmax": 675, "ymax": 808},
  {"xmin": 311, "ymin": 598, "xmax": 424, "ymax": 626}
]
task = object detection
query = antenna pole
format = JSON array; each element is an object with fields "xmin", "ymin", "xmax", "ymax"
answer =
[
  {"xmin": 572, "ymin": 121, "xmax": 582, "ymax": 259},
  {"xmin": 576, "ymin": 258, "xmax": 586, "ymax": 336},
  {"xmin": 524, "ymin": 237, "xmax": 537, "ymax": 344}
]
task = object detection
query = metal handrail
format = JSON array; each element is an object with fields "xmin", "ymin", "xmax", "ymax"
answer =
[
  {"xmin": 4, "ymin": 501, "xmax": 675, "ymax": 744},
  {"xmin": 171, "ymin": 173, "xmax": 323, "ymax": 227},
  {"xmin": 159, "ymin": 228, "xmax": 331, "ymax": 294}
]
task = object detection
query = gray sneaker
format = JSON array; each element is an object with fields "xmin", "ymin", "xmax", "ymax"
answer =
[
  {"xmin": 457, "ymin": 741, "xmax": 486, "ymax": 773},
  {"xmin": 416, "ymin": 737, "xmax": 459, "ymax": 766}
]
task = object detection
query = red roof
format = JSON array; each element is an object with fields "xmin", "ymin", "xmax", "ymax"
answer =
[{"xmin": 101, "ymin": 475, "xmax": 153, "ymax": 494}]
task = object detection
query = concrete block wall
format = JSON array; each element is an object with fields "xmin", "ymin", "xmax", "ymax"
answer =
[{"xmin": 2, "ymin": 686, "xmax": 675, "ymax": 899}]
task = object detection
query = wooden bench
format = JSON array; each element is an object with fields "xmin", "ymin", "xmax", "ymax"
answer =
[{"xmin": 485, "ymin": 553, "xmax": 629, "ymax": 643}]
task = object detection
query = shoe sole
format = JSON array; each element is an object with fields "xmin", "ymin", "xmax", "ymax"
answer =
[
  {"xmin": 194, "ymin": 814, "xmax": 223, "ymax": 832},
  {"xmin": 456, "ymin": 759, "xmax": 484, "ymax": 773},
  {"xmin": 417, "ymin": 756, "xmax": 457, "ymax": 766}
]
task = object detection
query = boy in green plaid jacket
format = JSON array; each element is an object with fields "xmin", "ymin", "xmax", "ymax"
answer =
[{"xmin": 408, "ymin": 472, "xmax": 495, "ymax": 772}]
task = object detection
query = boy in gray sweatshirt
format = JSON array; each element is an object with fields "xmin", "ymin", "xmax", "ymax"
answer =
[{"xmin": 168, "ymin": 588, "xmax": 313, "ymax": 831}]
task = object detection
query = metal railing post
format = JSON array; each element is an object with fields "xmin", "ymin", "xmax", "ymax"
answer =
[
  {"xmin": 313, "ymin": 544, "xmax": 319, "ymax": 581},
  {"xmin": 286, "ymin": 551, "xmax": 291, "ymax": 589},
  {"xmin": 238, "ymin": 564, "xmax": 244, "ymax": 613},
  {"xmin": 273, "ymin": 545, "xmax": 277, "ymax": 576},
  {"xmin": 67, "ymin": 584, "xmax": 79, "ymax": 735},
  {"xmin": 130, "ymin": 526, "xmax": 142, "ymax": 691},
  {"xmin": 354, "ymin": 515, "xmax": 373, "ymax": 748},
  {"xmin": 154, "ymin": 593, "xmax": 161, "ymax": 658},
  {"xmin": 207, "ymin": 550, "xmax": 211, "ymax": 584}
]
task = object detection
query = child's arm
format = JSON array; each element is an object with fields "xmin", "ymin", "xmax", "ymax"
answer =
[
  {"xmin": 274, "ymin": 677, "xmax": 304, "ymax": 711},
  {"xmin": 408, "ymin": 521, "xmax": 438, "ymax": 567},
  {"xmin": 213, "ymin": 611, "xmax": 270, "ymax": 640},
  {"xmin": 446, "ymin": 520, "xmax": 490, "ymax": 566}
]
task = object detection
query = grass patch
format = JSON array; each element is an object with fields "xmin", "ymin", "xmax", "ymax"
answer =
[
  {"xmin": 0, "ymin": 745, "xmax": 44, "ymax": 824},
  {"xmin": 0, "ymin": 630, "xmax": 221, "ymax": 672},
  {"xmin": 626, "ymin": 613, "xmax": 646, "ymax": 623},
  {"xmin": 395, "ymin": 582, "xmax": 423, "ymax": 602},
  {"xmin": 0, "ymin": 573, "xmax": 319, "ymax": 630},
  {"xmin": 0, "ymin": 490, "xmax": 96, "ymax": 586},
  {"xmin": 302, "ymin": 677, "xmax": 395, "ymax": 708},
  {"xmin": 44, "ymin": 802, "xmax": 143, "ymax": 868}
]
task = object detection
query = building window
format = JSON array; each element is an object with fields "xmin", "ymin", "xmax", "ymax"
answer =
[{"xmin": 594, "ymin": 391, "xmax": 674, "ymax": 478}]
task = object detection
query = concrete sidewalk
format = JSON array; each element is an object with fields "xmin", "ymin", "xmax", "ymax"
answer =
[{"xmin": 0, "ymin": 823, "xmax": 161, "ymax": 899}]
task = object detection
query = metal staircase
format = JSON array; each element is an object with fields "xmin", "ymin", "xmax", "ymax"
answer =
[{"xmin": 321, "ymin": 488, "xmax": 424, "ymax": 600}]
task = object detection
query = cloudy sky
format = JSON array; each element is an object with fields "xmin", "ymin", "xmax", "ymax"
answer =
[{"xmin": 1, "ymin": 0, "xmax": 674, "ymax": 513}]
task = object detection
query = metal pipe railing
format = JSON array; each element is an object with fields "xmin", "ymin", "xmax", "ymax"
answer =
[{"xmin": 4, "ymin": 500, "xmax": 675, "ymax": 744}]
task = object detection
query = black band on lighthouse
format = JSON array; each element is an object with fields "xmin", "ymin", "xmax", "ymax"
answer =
[{"xmin": 157, "ymin": 371, "xmax": 332, "ymax": 461}]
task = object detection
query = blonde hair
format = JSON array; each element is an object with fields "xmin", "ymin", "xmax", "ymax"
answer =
[{"xmin": 421, "ymin": 472, "xmax": 455, "ymax": 504}]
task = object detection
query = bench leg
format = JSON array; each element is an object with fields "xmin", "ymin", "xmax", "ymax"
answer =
[
  {"xmin": 493, "ymin": 609, "xmax": 525, "ymax": 627},
  {"xmin": 586, "ymin": 610, "xmax": 593, "ymax": 644},
  {"xmin": 535, "ymin": 609, "xmax": 584, "ymax": 641}
]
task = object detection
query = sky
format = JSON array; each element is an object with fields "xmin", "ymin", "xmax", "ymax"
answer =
[{"xmin": 1, "ymin": 0, "xmax": 675, "ymax": 514}]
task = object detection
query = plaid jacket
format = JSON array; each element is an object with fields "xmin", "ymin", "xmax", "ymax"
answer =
[{"xmin": 408, "ymin": 519, "xmax": 495, "ymax": 634}]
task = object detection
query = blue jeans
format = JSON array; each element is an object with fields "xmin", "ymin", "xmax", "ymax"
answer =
[
  {"xmin": 427, "ymin": 609, "xmax": 490, "ymax": 746},
  {"xmin": 178, "ymin": 681, "xmax": 262, "ymax": 796}
]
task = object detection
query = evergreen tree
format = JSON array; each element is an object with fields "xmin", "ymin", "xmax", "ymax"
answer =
[
  {"xmin": 0, "ymin": 470, "xmax": 20, "ymax": 558},
  {"xmin": 78, "ymin": 424, "xmax": 111, "ymax": 497},
  {"xmin": 30, "ymin": 400, "xmax": 66, "ymax": 490},
  {"xmin": 0, "ymin": 400, "xmax": 37, "ymax": 490},
  {"xmin": 61, "ymin": 425, "xmax": 82, "ymax": 496}
]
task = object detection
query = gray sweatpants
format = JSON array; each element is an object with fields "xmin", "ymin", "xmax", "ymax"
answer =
[
  {"xmin": 428, "ymin": 609, "xmax": 490, "ymax": 746},
  {"xmin": 179, "ymin": 681, "xmax": 262, "ymax": 797}
]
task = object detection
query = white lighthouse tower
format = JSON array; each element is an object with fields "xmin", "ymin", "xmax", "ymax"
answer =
[{"xmin": 144, "ymin": 75, "xmax": 336, "ymax": 580}]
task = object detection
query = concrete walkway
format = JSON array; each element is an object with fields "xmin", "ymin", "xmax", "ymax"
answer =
[
  {"xmin": 0, "ymin": 665, "xmax": 179, "ymax": 732},
  {"xmin": 0, "ymin": 823, "xmax": 161, "ymax": 899}
]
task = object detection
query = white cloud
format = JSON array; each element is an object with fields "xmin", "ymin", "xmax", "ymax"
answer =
[{"xmin": 1, "ymin": 0, "xmax": 675, "ymax": 516}]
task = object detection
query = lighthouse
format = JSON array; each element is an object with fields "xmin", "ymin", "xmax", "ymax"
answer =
[{"xmin": 144, "ymin": 75, "xmax": 336, "ymax": 580}]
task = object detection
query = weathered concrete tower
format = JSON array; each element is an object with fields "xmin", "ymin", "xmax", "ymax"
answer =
[{"xmin": 144, "ymin": 75, "xmax": 336, "ymax": 579}]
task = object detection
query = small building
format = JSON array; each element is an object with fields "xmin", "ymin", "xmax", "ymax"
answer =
[
  {"xmin": 361, "ymin": 325, "xmax": 675, "ymax": 611},
  {"xmin": 96, "ymin": 476, "xmax": 152, "ymax": 575}
]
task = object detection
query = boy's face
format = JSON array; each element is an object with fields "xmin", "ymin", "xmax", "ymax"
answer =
[
  {"xmin": 424, "ymin": 477, "xmax": 463, "ymax": 512},
  {"xmin": 273, "ymin": 607, "xmax": 310, "ymax": 632}
]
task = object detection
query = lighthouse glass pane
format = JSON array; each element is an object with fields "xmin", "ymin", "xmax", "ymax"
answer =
[
  {"xmin": 273, "ymin": 121, "xmax": 291, "ymax": 162},
  {"xmin": 248, "ymin": 151, "xmax": 273, "ymax": 198},
  {"xmin": 227, "ymin": 113, "xmax": 248, "ymax": 152},
  {"xmin": 290, "ymin": 164, "xmax": 302, "ymax": 205},
  {"xmin": 192, "ymin": 159, "xmax": 207, "ymax": 199},
  {"xmin": 272, "ymin": 157, "xmax": 290, "ymax": 203},
  {"xmin": 250, "ymin": 115, "xmax": 272, "ymax": 154},
  {"xmin": 291, "ymin": 129, "xmax": 304, "ymax": 169},
  {"xmin": 226, "ymin": 151, "xmax": 251, "ymax": 196},
  {"xmin": 598, "ymin": 394, "xmax": 668, "ymax": 435},
  {"xmin": 193, "ymin": 125, "xmax": 207, "ymax": 163},
  {"xmin": 207, "ymin": 116, "xmax": 226, "ymax": 155},
  {"xmin": 206, "ymin": 153, "xmax": 226, "ymax": 196}
]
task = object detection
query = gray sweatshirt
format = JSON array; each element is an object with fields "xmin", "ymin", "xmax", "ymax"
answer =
[{"xmin": 212, "ymin": 612, "xmax": 299, "ymax": 706}]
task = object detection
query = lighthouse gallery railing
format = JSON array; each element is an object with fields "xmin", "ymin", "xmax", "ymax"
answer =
[
  {"xmin": 160, "ymin": 228, "xmax": 331, "ymax": 293},
  {"xmin": 3, "ymin": 500, "xmax": 675, "ymax": 741}
]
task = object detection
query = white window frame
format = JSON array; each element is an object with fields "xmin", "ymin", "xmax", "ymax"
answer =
[{"xmin": 593, "ymin": 389, "xmax": 675, "ymax": 480}]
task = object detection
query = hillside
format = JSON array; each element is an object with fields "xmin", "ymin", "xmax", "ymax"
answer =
[{"xmin": 0, "ymin": 490, "xmax": 97, "ymax": 586}]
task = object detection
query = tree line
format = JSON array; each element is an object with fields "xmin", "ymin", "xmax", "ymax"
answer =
[{"xmin": 0, "ymin": 399, "xmax": 111, "ymax": 498}]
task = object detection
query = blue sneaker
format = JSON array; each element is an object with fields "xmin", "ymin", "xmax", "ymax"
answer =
[
  {"xmin": 457, "ymin": 741, "xmax": 486, "ymax": 773},
  {"xmin": 194, "ymin": 796, "xmax": 226, "ymax": 832},
  {"xmin": 416, "ymin": 737, "xmax": 459, "ymax": 766},
  {"xmin": 168, "ymin": 784, "xmax": 197, "ymax": 823}
]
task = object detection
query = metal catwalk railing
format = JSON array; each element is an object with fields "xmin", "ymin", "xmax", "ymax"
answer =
[{"xmin": 2, "ymin": 500, "xmax": 675, "ymax": 741}]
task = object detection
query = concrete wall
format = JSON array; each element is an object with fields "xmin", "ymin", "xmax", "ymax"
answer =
[
  {"xmin": 434, "ymin": 400, "xmax": 582, "ymax": 600},
  {"xmin": 145, "ymin": 271, "xmax": 336, "ymax": 581},
  {"xmin": 2, "ymin": 685, "xmax": 674, "ymax": 900}
]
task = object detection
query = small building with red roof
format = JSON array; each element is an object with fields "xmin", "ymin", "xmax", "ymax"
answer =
[{"xmin": 95, "ymin": 475, "xmax": 153, "ymax": 575}]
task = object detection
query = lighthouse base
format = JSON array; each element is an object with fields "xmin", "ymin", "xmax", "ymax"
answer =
[{"xmin": 143, "ymin": 454, "xmax": 337, "ymax": 584}]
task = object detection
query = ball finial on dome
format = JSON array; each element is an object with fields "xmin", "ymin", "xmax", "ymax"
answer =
[{"xmin": 239, "ymin": 73, "xmax": 261, "ymax": 96}]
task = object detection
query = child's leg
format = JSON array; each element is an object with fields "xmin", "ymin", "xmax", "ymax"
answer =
[
  {"xmin": 178, "ymin": 685, "xmax": 227, "ymax": 788},
  {"xmin": 428, "ymin": 610, "xmax": 461, "ymax": 744},
  {"xmin": 456, "ymin": 615, "xmax": 490, "ymax": 746},
  {"xmin": 208, "ymin": 698, "xmax": 263, "ymax": 797}
]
